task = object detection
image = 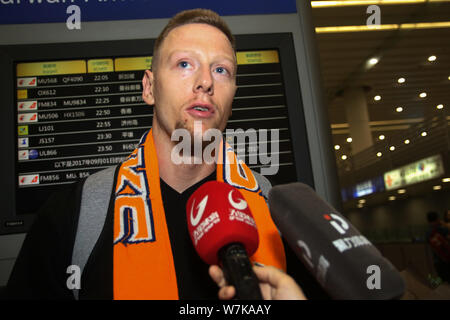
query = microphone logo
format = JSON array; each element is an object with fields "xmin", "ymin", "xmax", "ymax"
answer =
[
  {"xmin": 228, "ymin": 190, "xmax": 248, "ymax": 210},
  {"xmin": 324, "ymin": 213, "xmax": 349, "ymax": 235},
  {"xmin": 190, "ymin": 195, "xmax": 209, "ymax": 227},
  {"xmin": 296, "ymin": 240, "xmax": 314, "ymax": 270}
]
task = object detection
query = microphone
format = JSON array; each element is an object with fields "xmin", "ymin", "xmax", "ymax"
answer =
[
  {"xmin": 186, "ymin": 181, "xmax": 263, "ymax": 300},
  {"xmin": 268, "ymin": 182, "xmax": 405, "ymax": 300}
]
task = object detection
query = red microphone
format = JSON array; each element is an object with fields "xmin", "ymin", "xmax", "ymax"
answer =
[{"xmin": 186, "ymin": 181, "xmax": 263, "ymax": 299}]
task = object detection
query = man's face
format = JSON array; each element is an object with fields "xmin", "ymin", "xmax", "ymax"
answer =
[{"xmin": 143, "ymin": 23, "xmax": 237, "ymax": 140}]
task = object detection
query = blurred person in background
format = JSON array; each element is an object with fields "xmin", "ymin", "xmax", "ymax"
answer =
[
  {"xmin": 426, "ymin": 211, "xmax": 450, "ymax": 283},
  {"xmin": 443, "ymin": 209, "xmax": 450, "ymax": 230}
]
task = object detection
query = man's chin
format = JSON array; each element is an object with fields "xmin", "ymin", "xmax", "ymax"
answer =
[
  {"xmin": 172, "ymin": 120, "xmax": 224, "ymax": 151},
  {"xmin": 176, "ymin": 120, "xmax": 224, "ymax": 136}
]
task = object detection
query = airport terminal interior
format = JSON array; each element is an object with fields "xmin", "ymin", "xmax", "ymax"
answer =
[
  {"xmin": 312, "ymin": 0, "xmax": 450, "ymax": 298},
  {"xmin": 0, "ymin": 0, "xmax": 449, "ymax": 299}
]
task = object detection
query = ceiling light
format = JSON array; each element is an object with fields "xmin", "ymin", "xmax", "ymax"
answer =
[
  {"xmin": 379, "ymin": 135, "xmax": 385, "ymax": 140},
  {"xmin": 358, "ymin": 199, "xmax": 366, "ymax": 204},
  {"xmin": 428, "ymin": 55, "xmax": 437, "ymax": 62},
  {"xmin": 397, "ymin": 189, "xmax": 406, "ymax": 194},
  {"xmin": 436, "ymin": 104, "xmax": 444, "ymax": 109},
  {"xmin": 311, "ymin": 1, "xmax": 450, "ymax": 9},
  {"xmin": 421, "ymin": 131, "xmax": 427, "ymax": 137},
  {"xmin": 419, "ymin": 92, "xmax": 427, "ymax": 98},
  {"xmin": 368, "ymin": 57, "xmax": 379, "ymax": 66},
  {"xmin": 399, "ymin": 21, "xmax": 450, "ymax": 29},
  {"xmin": 396, "ymin": 107, "xmax": 403, "ymax": 112},
  {"xmin": 397, "ymin": 77, "xmax": 406, "ymax": 84},
  {"xmin": 442, "ymin": 178, "xmax": 450, "ymax": 183},
  {"xmin": 433, "ymin": 185, "xmax": 442, "ymax": 190},
  {"xmin": 388, "ymin": 196, "xmax": 396, "ymax": 201},
  {"xmin": 315, "ymin": 21, "xmax": 450, "ymax": 34},
  {"xmin": 347, "ymin": 137, "xmax": 353, "ymax": 143},
  {"xmin": 334, "ymin": 145, "xmax": 340, "ymax": 150},
  {"xmin": 389, "ymin": 146, "xmax": 395, "ymax": 151},
  {"xmin": 316, "ymin": 24, "xmax": 401, "ymax": 33},
  {"xmin": 404, "ymin": 139, "xmax": 410, "ymax": 144},
  {"xmin": 374, "ymin": 95, "xmax": 381, "ymax": 101},
  {"xmin": 376, "ymin": 152, "xmax": 382, "ymax": 157},
  {"xmin": 341, "ymin": 155, "xmax": 348, "ymax": 160}
]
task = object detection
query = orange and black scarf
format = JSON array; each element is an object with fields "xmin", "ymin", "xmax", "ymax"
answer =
[{"xmin": 112, "ymin": 129, "xmax": 286, "ymax": 299}]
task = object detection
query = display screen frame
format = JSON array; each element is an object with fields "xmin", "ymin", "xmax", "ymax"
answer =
[{"xmin": 0, "ymin": 33, "xmax": 313, "ymax": 235}]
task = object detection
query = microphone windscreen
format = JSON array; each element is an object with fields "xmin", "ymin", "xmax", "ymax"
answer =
[
  {"xmin": 186, "ymin": 181, "xmax": 259, "ymax": 265},
  {"xmin": 269, "ymin": 182, "xmax": 405, "ymax": 300}
]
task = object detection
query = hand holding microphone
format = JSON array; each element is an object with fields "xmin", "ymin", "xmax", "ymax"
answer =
[{"xmin": 209, "ymin": 263, "xmax": 307, "ymax": 300}]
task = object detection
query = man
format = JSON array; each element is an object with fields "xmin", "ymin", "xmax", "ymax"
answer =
[{"xmin": 7, "ymin": 9, "xmax": 327, "ymax": 300}]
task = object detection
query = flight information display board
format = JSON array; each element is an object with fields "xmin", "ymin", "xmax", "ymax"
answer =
[
  {"xmin": 16, "ymin": 57, "xmax": 151, "ymax": 189},
  {"xmin": 14, "ymin": 50, "xmax": 295, "ymax": 215},
  {"xmin": 0, "ymin": 34, "xmax": 313, "ymax": 234}
]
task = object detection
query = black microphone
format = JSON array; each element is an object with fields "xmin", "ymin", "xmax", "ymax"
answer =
[{"xmin": 268, "ymin": 182, "xmax": 405, "ymax": 300}]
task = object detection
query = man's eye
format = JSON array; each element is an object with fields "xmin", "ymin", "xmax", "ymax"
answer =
[
  {"xmin": 178, "ymin": 61, "xmax": 191, "ymax": 69},
  {"xmin": 215, "ymin": 67, "xmax": 229, "ymax": 75}
]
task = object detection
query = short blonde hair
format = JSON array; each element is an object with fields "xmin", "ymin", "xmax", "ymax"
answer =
[{"xmin": 152, "ymin": 9, "xmax": 236, "ymax": 73}]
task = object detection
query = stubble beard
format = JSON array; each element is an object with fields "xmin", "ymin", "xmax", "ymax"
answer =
[{"xmin": 174, "ymin": 118, "xmax": 218, "ymax": 151}]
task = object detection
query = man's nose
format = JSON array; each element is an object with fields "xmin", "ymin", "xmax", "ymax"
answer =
[{"xmin": 194, "ymin": 67, "xmax": 214, "ymax": 95}]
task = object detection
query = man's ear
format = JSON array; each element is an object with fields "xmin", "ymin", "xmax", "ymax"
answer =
[{"xmin": 142, "ymin": 69, "xmax": 155, "ymax": 105}]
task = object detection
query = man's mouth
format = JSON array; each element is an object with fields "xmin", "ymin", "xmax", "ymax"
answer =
[
  {"xmin": 186, "ymin": 103, "xmax": 215, "ymax": 119},
  {"xmin": 192, "ymin": 106, "xmax": 209, "ymax": 112}
]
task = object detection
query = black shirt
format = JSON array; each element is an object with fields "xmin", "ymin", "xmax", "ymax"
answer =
[{"xmin": 160, "ymin": 171, "xmax": 218, "ymax": 299}]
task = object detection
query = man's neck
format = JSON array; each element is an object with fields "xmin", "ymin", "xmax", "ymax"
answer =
[{"xmin": 151, "ymin": 125, "xmax": 216, "ymax": 194}]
